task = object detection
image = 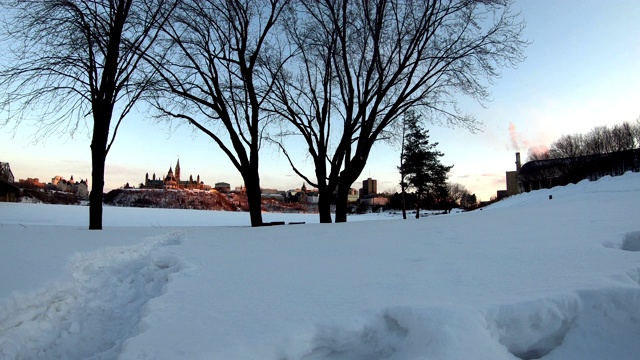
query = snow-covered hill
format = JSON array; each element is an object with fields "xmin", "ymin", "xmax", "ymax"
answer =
[{"xmin": 1, "ymin": 172, "xmax": 639, "ymax": 359}]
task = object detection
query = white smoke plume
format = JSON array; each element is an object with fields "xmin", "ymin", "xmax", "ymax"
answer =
[{"xmin": 508, "ymin": 122, "xmax": 529, "ymax": 151}]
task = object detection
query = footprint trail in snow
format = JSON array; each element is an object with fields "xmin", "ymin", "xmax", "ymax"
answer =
[{"xmin": 0, "ymin": 231, "xmax": 185, "ymax": 360}]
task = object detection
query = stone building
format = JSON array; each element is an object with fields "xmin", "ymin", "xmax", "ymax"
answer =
[
  {"xmin": 74, "ymin": 180, "xmax": 89, "ymax": 198},
  {"xmin": 143, "ymin": 159, "xmax": 211, "ymax": 190},
  {"xmin": 45, "ymin": 175, "xmax": 89, "ymax": 198}
]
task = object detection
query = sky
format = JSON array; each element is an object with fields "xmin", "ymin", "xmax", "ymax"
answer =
[{"xmin": 1, "ymin": 0, "xmax": 639, "ymax": 202}]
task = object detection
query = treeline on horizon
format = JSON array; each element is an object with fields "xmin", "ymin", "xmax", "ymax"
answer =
[{"xmin": 528, "ymin": 119, "xmax": 640, "ymax": 161}]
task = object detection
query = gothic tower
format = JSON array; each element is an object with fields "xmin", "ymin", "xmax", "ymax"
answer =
[{"xmin": 175, "ymin": 159, "xmax": 181, "ymax": 183}]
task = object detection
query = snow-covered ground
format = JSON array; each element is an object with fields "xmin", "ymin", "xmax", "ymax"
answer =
[{"xmin": 1, "ymin": 173, "xmax": 639, "ymax": 359}]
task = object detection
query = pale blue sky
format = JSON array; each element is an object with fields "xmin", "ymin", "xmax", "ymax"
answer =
[{"xmin": 2, "ymin": 1, "xmax": 639, "ymax": 201}]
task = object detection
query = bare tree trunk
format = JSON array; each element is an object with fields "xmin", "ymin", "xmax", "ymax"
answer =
[
  {"xmin": 335, "ymin": 156, "xmax": 368, "ymax": 223},
  {"xmin": 243, "ymin": 171, "xmax": 263, "ymax": 227},
  {"xmin": 317, "ymin": 188, "xmax": 333, "ymax": 223},
  {"xmin": 247, "ymin": 193, "xmax": 263, "ymax": 227},
  {"xmin": 89, "ymin": 119, "xmax": 108, "ymax": 230},
  {"xmin": 334, "ymin": 182, "xmax": 350, "ymax": 223},
  {"xmin": 88, "ymin": 161, "xmax": 105, "ymax": 229},
  {"xmin": 401, "ymin": 182, "xmax": 407, "ymax": 220}
]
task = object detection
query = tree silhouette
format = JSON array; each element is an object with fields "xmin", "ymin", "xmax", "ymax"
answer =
[
  {"xmin": 1, "ymin": 0, "xmax": 178, "ymax": 229},
  {"xmin": 400, "ymin": 112, "xmax": 451, "ymax": 219},
  {"xmin": 146, "ymin": 0, "xmax": 291, "ymax": 227},
  {"xmin": 268, "ymin": 0, "xmax": 527, "ymax": 222}
]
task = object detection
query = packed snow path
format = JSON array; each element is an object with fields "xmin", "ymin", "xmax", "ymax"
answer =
[{"xmin": 0, "ymin": 232, "xmax": 184, "ymax": 359}]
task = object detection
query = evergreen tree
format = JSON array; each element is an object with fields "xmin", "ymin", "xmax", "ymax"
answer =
[{"xmin": 400, "ymin": 112, "xmax": 452, "ymax": 219}]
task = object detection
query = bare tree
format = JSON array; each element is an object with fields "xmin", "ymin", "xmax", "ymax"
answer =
[
  {"xmin": 549, "ymin": 134, "xmax": 585, "ymax": 158},
  {"xmin": 610, "ymin": 122, "xmax": 635, "ymax": 151},
  {"xmin": 146, "ymin": 0, "xmax": 290, "ymax": 227},
  {"xmin": 527, "ymin": 148, "xmax": 550, "ymax": 161},
  {"xmin": 633, "ymin": 117, "xmax": 640, "ymax": 148},
  {"xmin": 268, "ymin": 0, "xmax": 527, "ymax": 222},
  {"xmin": 460, "ymin": 192, "xmax": 477, "ymax": 209},
  {"xmin": 546, "ymin": 122, "xmax": 639, "ymax": 161},
  {"xmin": 524, "ymin": 120, "xmax": 640, "ymax": 186},
  {"xmin": 446, "ymin": 182, "xmax": 470, "ymax": 207},
  {"xmin": 0, "ymin": 0, "xmax": 178, "ymax": 229},
  {"xmin": 583, "ymin": 126, "xmax": 610, "ymax": 155}
]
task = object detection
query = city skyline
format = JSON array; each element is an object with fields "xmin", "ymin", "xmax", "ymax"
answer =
[
  {"xmin": 6, "ymin": 157, "xmax": 378, "ymax": 194},
  {"xmin": 1, "ymin": 1, "xmax": 639, "ymax": 202}
]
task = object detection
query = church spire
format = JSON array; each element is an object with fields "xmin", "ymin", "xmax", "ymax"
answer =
[{"xmin": 175, "ymin": 158, "xmax": 181, "ymax": 183}]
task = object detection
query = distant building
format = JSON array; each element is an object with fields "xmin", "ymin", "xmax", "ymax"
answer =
[
  {"xmin": 297, "ymin": 183, "xmax": 308, "ymax": 204},
  {"xmin": 51, "ymin": 175, "xmax": 75, "ymax": 192},
  {"xmin": 506, "ymin": 152, "xmax": 522, "ymax": 196},
  {"xmin": 357, "ymin": 177, "xmax": 387, "ymax": 207},
  {"xmin": 347, "ymin": 188, "xmax": 359, "ymax": 203},
  {"xmin": 285, "ymin": 183, "xmax": 320, "ymax": 204},
  {"xmin": 74, "ymin": 180, "xmax": 89, "ymax": 198},
  {"xmin": 360, "ymin": 194, "xmax": 389, "ymax": 206},
  {"xmin": 261, "ymin": 188, "xmax": 280, "ymax": 195},
  {"xmin": 142, "ymin": 159, "xmax": 211, "ymax": 191},
  {"xmin": 18, "ymin": 178, "xmax": 46, "ymax": 189},
  {"xmin": 496, "ymin": 190, "xmax": 508, "ymax": 200},
  {"xmin": 46, "ymin": 175, "xmax": 89, "ymax": 198},
  {"xmin": 215, "ymin": 182, "xmax": 231, "ymax": 193},
  {"xmin": 261, "ymin": 187, "xmax": 285, "ymax": 201},
  {"xmin": 496, "ymin": 152, "xmax": 522, "ymax": 200},
  {"xmin": 359, "ymin": 178, "xmax": 377, "ymax": 198}
]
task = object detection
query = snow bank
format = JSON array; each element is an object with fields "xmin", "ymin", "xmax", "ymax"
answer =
[{"xmin": 486, "ymin": 171, "xmax": 640, "ymax": 210}]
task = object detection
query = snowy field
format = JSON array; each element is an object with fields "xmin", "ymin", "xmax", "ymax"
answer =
[{"xmin": 1, "ymin": 173, "xmax": 639, "ymax": 359}]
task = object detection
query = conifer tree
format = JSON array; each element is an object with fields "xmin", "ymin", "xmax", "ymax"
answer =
[{"xmin": 400, "ymin": 112, "xmax": 452, "ymax": 219}]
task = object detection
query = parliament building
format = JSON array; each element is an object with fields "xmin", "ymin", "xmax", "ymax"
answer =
[{"xmin": 143, "ymin": 159, "xmax": 211, "ymax": 191}]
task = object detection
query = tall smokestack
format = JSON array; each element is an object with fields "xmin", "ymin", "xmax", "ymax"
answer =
[{"xmin": 515, "ymin": 152, "xmax": 521, "ymax": 171}]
